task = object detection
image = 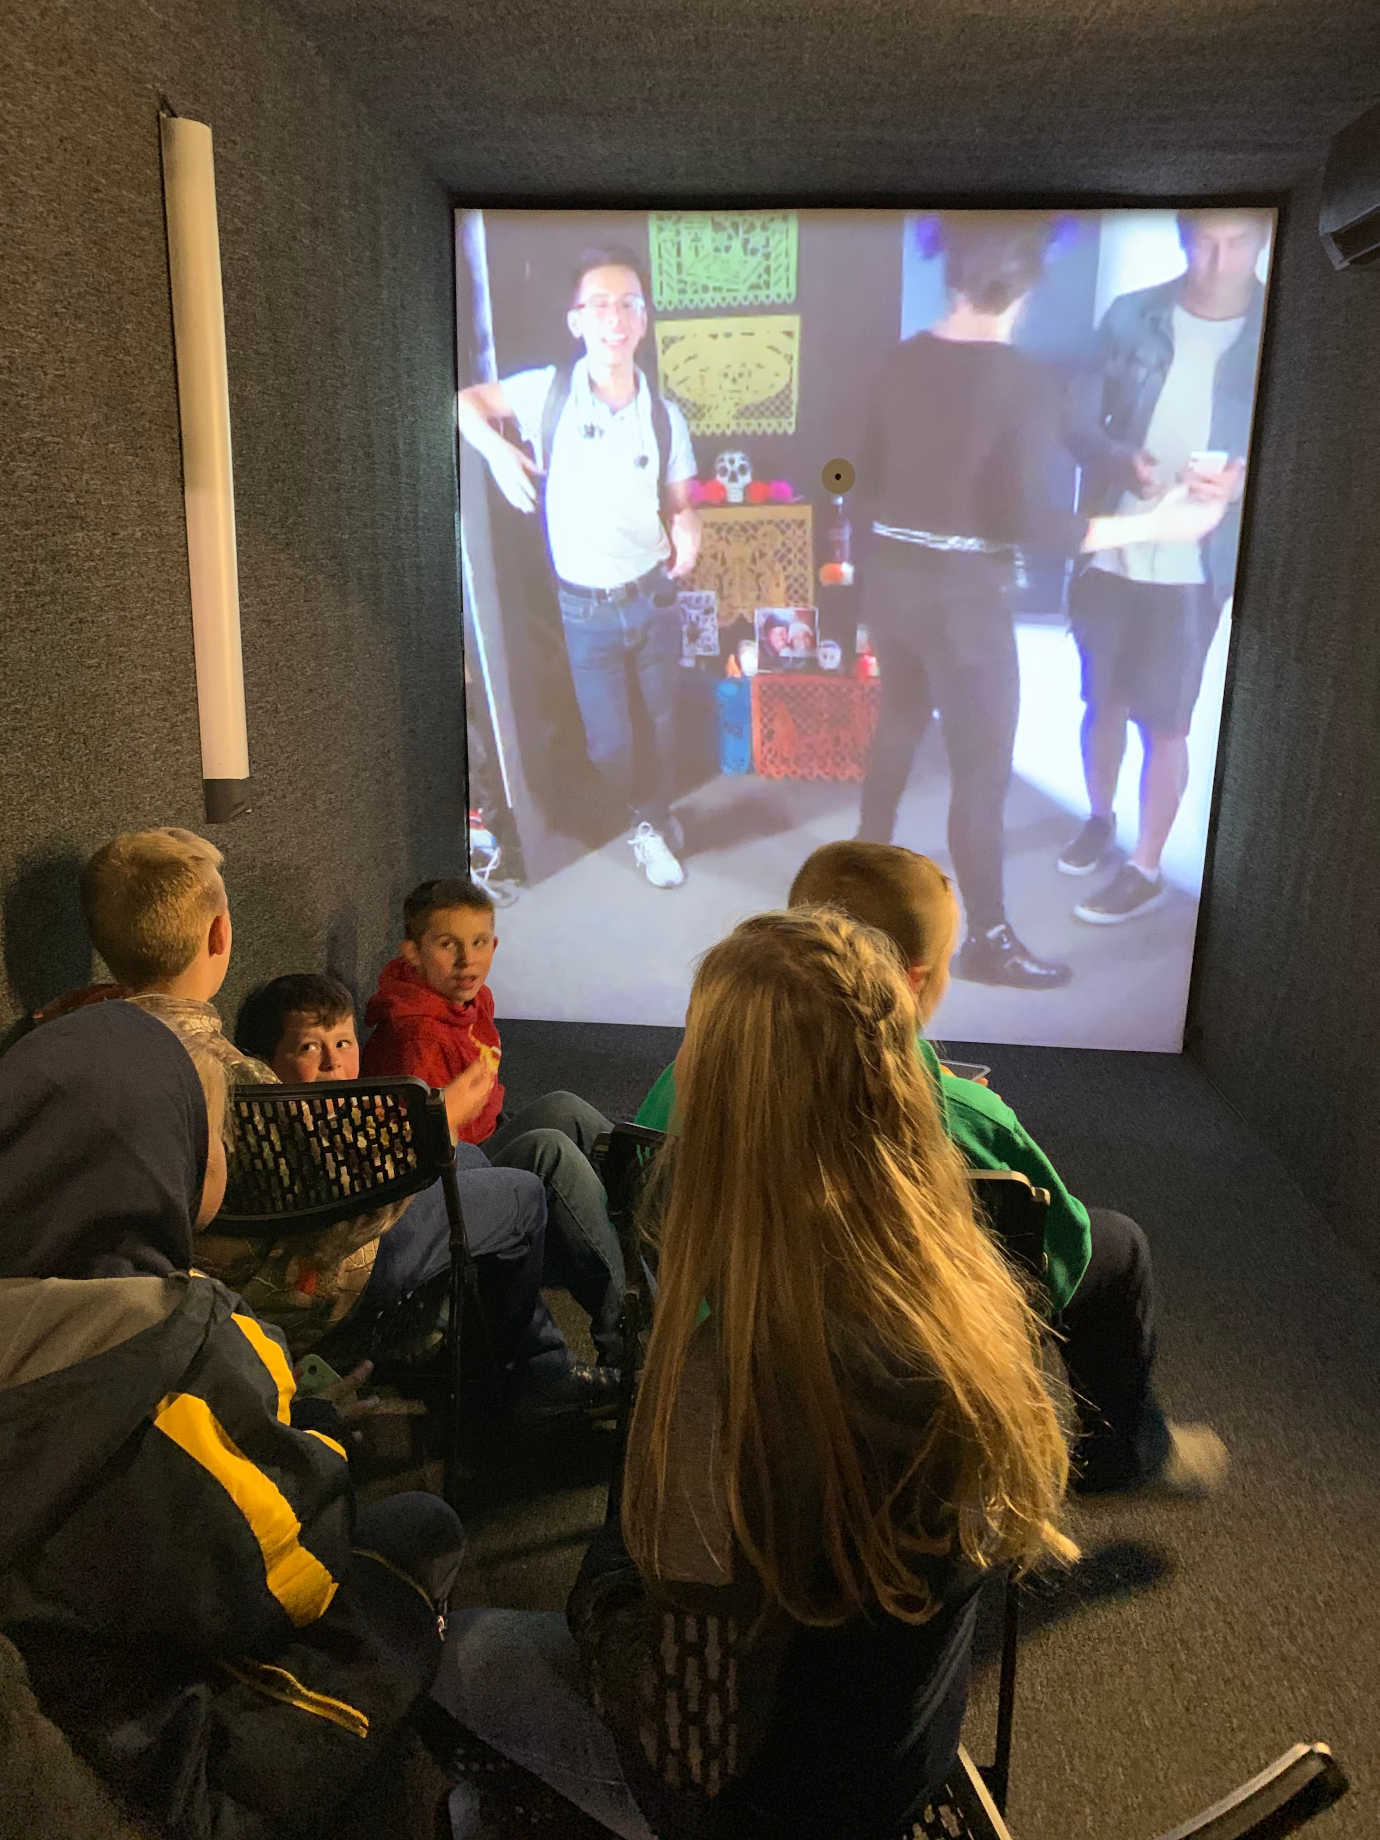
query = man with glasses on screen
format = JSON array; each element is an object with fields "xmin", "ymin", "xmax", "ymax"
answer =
[
  {"xmin": 1059, "ymin": 209, "xmax": 1270, "ymax": 924},
  {"xmin": 457, "ymin": 245, "xmax": 700, "ymax": 890}
]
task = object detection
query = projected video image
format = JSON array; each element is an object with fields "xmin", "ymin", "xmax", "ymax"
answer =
[{"xmin": 455, "ymin": 207, "xmax": 1273, "ymax": 1049}]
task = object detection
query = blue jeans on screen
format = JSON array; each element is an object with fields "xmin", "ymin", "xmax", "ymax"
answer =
[
  {"xmin": 558, "ymin": 571, "xmax": 682, "ymax": 833},
  {"xmin": 434, "ymin": 1608, "xmax": 654, "ymax": 1840}
]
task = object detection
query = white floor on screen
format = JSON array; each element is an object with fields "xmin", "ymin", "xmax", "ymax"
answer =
[{"xmin": 488, "ymin": 615, "xmax": 1230, "ymax": 1051}]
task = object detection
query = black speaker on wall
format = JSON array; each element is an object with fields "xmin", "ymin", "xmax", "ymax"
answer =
[{"xmin": 1320, "ymin": 98, "xmax": 1380, "ymax": 269}]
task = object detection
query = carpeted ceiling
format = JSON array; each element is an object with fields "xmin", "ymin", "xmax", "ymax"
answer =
[{"xmin": 277, "ymin": 0, "xmax": 1380, "ymax": 198}]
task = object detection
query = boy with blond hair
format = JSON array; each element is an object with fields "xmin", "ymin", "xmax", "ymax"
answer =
[
  {"xmin": 78, "ymin": 831, "xmax": 607, "ymax": 1416},
  {"xmin": 636, "ymin": 840, "xmax": 1227, "ymax": 1498}
]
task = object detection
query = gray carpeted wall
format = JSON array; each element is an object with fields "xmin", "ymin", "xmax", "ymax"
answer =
[
  {"xmin": 0, "ymin": 0, "xmax": 464, "ymax": 1029},
  {"xmin": 4, "ymin": 0, "xmax": 1380, "ymax": 1278},
  {"xmin": 1186, "ymin": 177, "xmax": 1380, "ymax": 1272}
]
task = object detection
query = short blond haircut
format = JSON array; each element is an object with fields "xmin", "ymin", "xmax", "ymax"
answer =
[
  {"xmin": 789, "ymin": 841, "xmax": 953, "ymax": 969},
  {"xmin": 81, "ymin": 829, "xmax": 227, "ymax": 989}
]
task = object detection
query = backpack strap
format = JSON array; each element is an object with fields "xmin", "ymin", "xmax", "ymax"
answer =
[
  {"xmin": 650, "ymin": 390, "xmax": 672, "ymax": 489},
  {"xmin": 539, "ymin": 356, "xmax": 576, "ymax": 474},
  {"xmin": 544, "ymin": 357, "xmax": 673, "ymax": 487}
]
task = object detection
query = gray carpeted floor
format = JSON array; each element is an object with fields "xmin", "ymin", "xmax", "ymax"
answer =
[{"xmin": 453, "ymin": 1021, "xmax": 1377, "ymax": 1840}]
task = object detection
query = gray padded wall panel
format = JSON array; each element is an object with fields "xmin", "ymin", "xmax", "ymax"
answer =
[
  {"xmin": 0, "ymin": 0, "xmax": 463, "ymax": 1027},
  {"xmin": 1187, "ymin": 176, "xmax": 1380, "ymax": 1266}
]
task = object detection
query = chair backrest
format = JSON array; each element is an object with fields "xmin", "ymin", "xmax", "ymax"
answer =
[
  {"xmin": 970, "ymin": 1169, "xmax": 1051, "ymax": 1292},
  {"xmin": 595, "ymin": 1120, "xmax": 666, "ymax": 1240},
  {"xmin": 219, "ymin": 1077, "xmax": 454, "ymax": 1236},
  {"xmin": 596, "ymin": 1131, "xmax": 1050, "ymax": 1291}
]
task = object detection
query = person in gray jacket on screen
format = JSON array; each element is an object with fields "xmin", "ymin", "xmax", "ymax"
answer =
[{"xmin": 1058, "ymin": 209, "xmax": 1270, "ymax": 925}]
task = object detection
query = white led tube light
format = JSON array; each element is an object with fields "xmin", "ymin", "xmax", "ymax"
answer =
[{"xmin": 159, "ymin": 112, "xmax": 251, "ymax": 822}]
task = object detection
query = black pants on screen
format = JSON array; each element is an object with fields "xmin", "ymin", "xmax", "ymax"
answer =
[{"xmin": 858, "ymin": 549, "xmax": 1019, "ymax": 936}]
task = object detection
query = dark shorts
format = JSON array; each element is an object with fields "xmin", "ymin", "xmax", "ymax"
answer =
[{"xmin": 1069, "ymin": 568, "xmax": 1222, "ymax": 736}]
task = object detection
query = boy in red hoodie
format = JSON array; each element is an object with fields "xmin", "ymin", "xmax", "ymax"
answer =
[{"xmin": 363, "ymin": 877, "xmax": 627, "ymax": 1372}]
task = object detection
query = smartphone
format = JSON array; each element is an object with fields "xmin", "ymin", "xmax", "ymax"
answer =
[
  {"xmin": 943, "ymin": 1060, "xmax": 991, "ymax": 1084},
  {"xmin": 295, "ymin": 1353, "xmax": 341, "ymax": 1395}
]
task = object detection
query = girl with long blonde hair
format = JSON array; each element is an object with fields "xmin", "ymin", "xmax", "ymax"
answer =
[{"xmin": 438, "ymin": 907, "xmax": 1074, "ymax": 1840}]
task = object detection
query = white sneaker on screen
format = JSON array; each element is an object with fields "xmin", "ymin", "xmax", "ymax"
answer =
[{"xmin": 629, "ymin": 821, "xmax": 685, "ymax": 888}]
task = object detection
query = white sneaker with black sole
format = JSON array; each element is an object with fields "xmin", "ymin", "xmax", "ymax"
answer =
[
  {"xmin": 1074, "ymin": 862, "xmax": 1171, "ymax": 924},
  {"xmin": 1057, "ymin": 814, "xmax": 1116, "ymax": 876},
  {"xmin": 629, "ymin": 820, "xmax": 685, "ymax": 888}
]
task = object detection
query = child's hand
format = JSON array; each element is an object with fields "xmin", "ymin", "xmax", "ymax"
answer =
[
  {"xmin": 444, "ymin": 1060, "xmax": 497, "ymax": 1135},
  {"xmin": 301, "ymin": 1359, "xmax": 380, "ymax": 1422}
]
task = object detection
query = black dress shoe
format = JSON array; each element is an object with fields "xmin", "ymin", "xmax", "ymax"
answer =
[
  {"xmin": 954, "ymin": 923, "xmax": 1072, "ymax": 989},
  {"xmin": 510, "ymin": 1363, "xmax": 622, "ymax": 1424}
]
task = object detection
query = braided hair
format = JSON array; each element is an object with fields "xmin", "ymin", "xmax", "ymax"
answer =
[{"xmin": 624, "ymin": 908, "xmax": 1075, "ymax": 1626}]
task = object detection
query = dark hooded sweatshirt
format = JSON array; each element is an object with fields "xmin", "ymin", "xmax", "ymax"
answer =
[{"xmin": 0, "ymin": 1005, "xmax": 446, "ymax": 1839}]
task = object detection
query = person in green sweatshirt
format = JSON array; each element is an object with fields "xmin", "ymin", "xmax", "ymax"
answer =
[{"xmin": 637, "ymin": 840, "xmax": 1227, "ymax": 1497}]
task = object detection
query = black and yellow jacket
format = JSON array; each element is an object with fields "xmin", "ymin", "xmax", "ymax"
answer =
[{"xmin": 0, "ymin": 1269, "xmax": 443, "ymax": 1840}]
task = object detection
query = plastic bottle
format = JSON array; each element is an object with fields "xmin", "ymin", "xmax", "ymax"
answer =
[{"xmin": 819, "ymin": 494, "xmax": 855, "ymax": 587}]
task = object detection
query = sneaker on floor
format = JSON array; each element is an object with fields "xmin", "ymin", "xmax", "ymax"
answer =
[
  {"xmin": 954, "ymin": 922, "xmax": 1072, "ymax": 989},
  {"xmin": 629, "ymin": 820, "xmax": 685, "ymax": 888},
  {"xmin": 510, "ymin": 1363, "xmax": 622, "ymax": 1424},
  {"xmin": 1076, "ymin": 1422, "xmax": 1230, "ymax": 1503},
  {"xmin": 1074, "ymin": 862, "xmax": 1170, "ymax": 925},
  {"xmin": 1057, "ymin": 814, "xmax": 1116, "ymax": 876},
  {"xmin": 1152, "ymin": 1422, "xmax": 1230, "ymax": 1497}
]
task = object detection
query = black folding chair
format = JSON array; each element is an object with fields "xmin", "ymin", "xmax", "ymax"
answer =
[
  {"xmin": 590, "ymin": 1121, "xmax": 664, "ymax": 1516},
  {"xmin": 218, "ymin": 1076, "xmax": 490, "ymax": 1509},
  {"xmin": 590, "ymin": 1136, "xmax": 1031, "ymax": 1810},
  {"xmin": 967, "ymin": 1168, "xmax": 1054, "ymax": 1810},
  {"xmin": 923, "ymin": 1740, "xmax": 1348, "ymax": 1840}
]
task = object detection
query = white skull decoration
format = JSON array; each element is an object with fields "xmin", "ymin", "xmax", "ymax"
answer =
[{"xmin": 714, "ymin": 450, "xmax": 753, "ymax": 505}]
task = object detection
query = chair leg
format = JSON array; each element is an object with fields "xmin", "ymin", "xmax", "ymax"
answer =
[
  {"xmin": 605, "ymin": 1263, "xmax": 643, "ymax": 1522},
  {"xmin": 980, "ymin": 1573, "xmax": 1020, "ymax": 1816},
  {"xmin": 439, "ymin": 1161, "xmax": 496, "ymax": 1509},
  {"xmin": 443, "ymin": 1252, "xmax": 466, "ymax": 1510}
]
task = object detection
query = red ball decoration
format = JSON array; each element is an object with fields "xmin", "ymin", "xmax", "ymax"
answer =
[
  {"xmin": 745, "ymin": 479, "xmax": 771, "ymax": 503},
  {"xmin": 685, "ymin": 477, "xmax": 706, "ymax": 504},
  {"xmin": 700, "ymin": 477, "xmax": 728, "ymax": 504},
  {"xmin": 768, "ymin": 479, "xmax": 794, "ymax": 501}
]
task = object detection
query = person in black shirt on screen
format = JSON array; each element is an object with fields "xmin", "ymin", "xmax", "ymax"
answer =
[{"xmin": 856, "ymin": 213, "xmax": 1226, "ymax": 989}]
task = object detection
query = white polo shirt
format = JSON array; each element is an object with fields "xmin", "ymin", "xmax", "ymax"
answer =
[{"xmin": 502, "ymin": 360, "xmax": 696, "ymax": 590}]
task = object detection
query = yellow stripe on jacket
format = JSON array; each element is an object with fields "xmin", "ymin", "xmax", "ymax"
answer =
[
  {"xmin": 220, "ymin": 1659, "xmax": 369, "ymax": 1739},
  {"xmin": 153, "ymin": 1393, "xmax": 340, "ymax": 1627},
  {"xmin": 231, "ymin": 1312, "xmax": 295, "ymax": 1424}
]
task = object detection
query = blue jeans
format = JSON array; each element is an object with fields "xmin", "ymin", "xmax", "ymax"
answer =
[
  {"xmin": 357, "ymin": 1155, "xmax": 570, "ymax": 1383},
  {"xmin": 486, "ymin": 1093, "xmax": 626, "ymax": 1368},
  {"xmin": 558, "ymin": 571, "xmax": 682, "ymax": 832},
  {"xmin": 434, "ymin": 1608, "xmax": 654, "ymax": 1840}
]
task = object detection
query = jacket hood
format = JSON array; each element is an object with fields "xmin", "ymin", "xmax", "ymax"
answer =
[
  {"xmin": 363, "ymin": 956, "xmax": 486, "ymax": 1032},
  {"xmin": 0, "ymin": 1271, "xmax": 214, "ymax": 1567},
  {"xmin": 0, "ymin": 1001, "xmax": 207, "ymax": 1281}
]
